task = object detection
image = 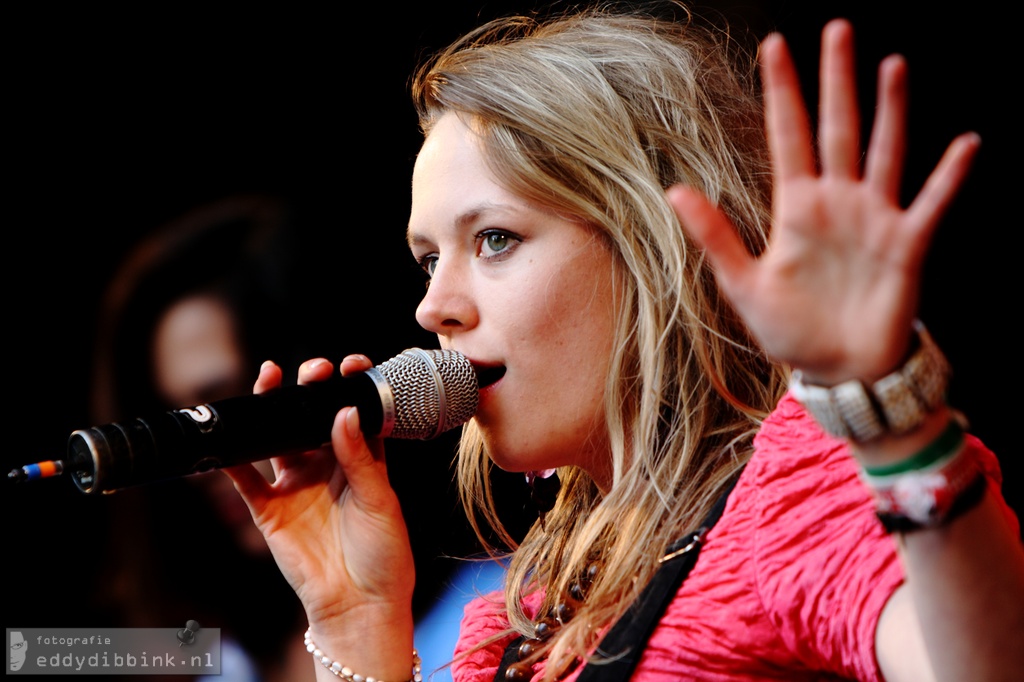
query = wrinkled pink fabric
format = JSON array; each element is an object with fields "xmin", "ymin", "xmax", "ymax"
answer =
[{"xmin": 451, "ymin": 393, "xmax": 1016, "ymax": 681}]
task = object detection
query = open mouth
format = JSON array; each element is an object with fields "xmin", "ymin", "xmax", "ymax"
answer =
[{"xmin": 475, "ymin": 365, "xmax": 506, "ymax": 388}]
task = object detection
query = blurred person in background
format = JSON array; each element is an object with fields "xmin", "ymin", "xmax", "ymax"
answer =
[{"xmin": 87, "ymin": 193, "xmax": 314, "ymax": 681}]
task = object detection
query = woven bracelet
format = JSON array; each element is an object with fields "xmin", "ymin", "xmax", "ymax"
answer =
[{"xmin": 303, "ymin": 629, "xmax": 423, "ymax": 682}]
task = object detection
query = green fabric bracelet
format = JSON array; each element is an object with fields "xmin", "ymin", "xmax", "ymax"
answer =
[{"xmin": 863, "ymin": 418, "xmax": 964, "ymax": 477}]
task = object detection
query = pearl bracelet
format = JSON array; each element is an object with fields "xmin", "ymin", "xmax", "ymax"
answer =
[{"xmin": 304, "ymin": 629, "xmax": 423, "ymax": 682}]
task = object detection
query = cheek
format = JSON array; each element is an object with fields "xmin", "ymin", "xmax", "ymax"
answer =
[
  {"xmin": 554, "ymin": 255, "xmax": 617, "ymax": 354},
  {"xmin": 544, "ymin": 261, "xmax": 617, "ymax": 410}
]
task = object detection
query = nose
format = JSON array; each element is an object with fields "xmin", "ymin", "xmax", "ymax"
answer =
[{"xmin": 415, "ymin": 258, "xmax": 478, "ymax": 338}]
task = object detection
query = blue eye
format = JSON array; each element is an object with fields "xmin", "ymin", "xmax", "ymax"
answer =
[
  {"xmin": 479, "ymin": 230, "xmax": 519, "ymax": 258},
  {"xmin": 417, "ymin": 254, "xmax": 438, "ymax": 278},
  {"xmin": 482, "ymin": 232, "xmax": 509, "ymax": 254}
]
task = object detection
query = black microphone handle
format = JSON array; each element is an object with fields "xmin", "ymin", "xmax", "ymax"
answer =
[{"xmin": 66, "ymin": 372, "xmax": 390, "ymax": 494}]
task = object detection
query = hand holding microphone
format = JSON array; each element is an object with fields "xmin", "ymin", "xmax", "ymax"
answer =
[
  {"xmin": 226, "ymin": 350, "xmax": 427, "ymax": 674},
  {"xmin": 8, "ymin": 348, "xmax": 478, "ymax": 494}
]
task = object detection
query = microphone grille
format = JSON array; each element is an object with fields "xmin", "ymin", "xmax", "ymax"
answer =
[{"xmin": 377, "ymin": 348, "xmax": 479, "ymax": 439}]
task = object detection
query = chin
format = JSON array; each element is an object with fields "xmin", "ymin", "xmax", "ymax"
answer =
[
  {"xmin": 486, "ymin": 446, "xmax": 559, "ymax": 476},
  {"xmin": 477, "ymin": 438, "xmax": 529, "ymax": 474},
  {"xmin": 482, "ymin": 448, "xmax": 524, "ymax": 473},
  {"xmin": 474, "ymin": 422, "xmax": 564, "ymax": 474}
]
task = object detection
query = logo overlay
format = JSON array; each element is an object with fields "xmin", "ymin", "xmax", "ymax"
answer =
[{"xmin": 7, "ymin": 627, "xmax": 221, "ymax": 676}]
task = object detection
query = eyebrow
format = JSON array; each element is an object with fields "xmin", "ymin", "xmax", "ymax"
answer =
[{"xmin": 406, "ymin": 201, "xmax": 513, "ymax": 249}]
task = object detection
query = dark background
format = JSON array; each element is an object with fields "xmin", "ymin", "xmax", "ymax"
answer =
[{"xmin": 6, "ymin": 0, "xmax": 1019, "ymax": 669}]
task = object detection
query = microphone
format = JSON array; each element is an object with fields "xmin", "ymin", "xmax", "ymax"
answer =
[{"xmin": 10, "ymin": 348, "xmax": 477, "ymax": 495}]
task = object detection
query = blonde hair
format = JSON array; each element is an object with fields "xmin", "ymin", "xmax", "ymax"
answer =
[{"xmin": 412, "ymin": 2, "xmax": 787, "ymax": 675}]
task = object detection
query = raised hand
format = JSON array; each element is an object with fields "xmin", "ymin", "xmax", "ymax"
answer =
[{"xmin": 668, "ymin": 19, "xmax": 980, "ymax": 385}]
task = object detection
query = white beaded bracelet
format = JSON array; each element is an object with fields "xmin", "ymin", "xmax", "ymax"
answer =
[{"xmin": 304, "ymin": 628, "xmax": 423, "ymax": 682}]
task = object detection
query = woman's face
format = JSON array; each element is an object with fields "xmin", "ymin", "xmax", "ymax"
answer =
[
  {"xmin": 151, "ymin": 293, "xmax": 274, "ymax": 556},
  {"xmin": 409, "ymin": 112, "xmax": 617, "ymax": 488},
  {"xmin": 152, "ymin": 295, "xmax": 249, "ymax": 409}
]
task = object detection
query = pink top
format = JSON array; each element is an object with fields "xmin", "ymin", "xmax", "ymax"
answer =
[{"xmin": 450, "ymin": 393, "xmax": 1016, "ymax": 681}]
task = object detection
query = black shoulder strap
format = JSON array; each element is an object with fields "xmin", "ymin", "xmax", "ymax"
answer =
[{"xmin": 493, "ymin": 470, "xmax": 743, "ymax": 682}]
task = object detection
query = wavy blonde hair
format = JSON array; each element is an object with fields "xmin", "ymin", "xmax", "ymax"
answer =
[{"xmin": 412, "ymin": 2, "xmax": 788, "ymax": 676}]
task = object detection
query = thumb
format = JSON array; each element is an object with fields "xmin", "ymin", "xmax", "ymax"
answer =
[{"xmin": 331, "ymin": 406, "xmax": 393, "ymax": 509}]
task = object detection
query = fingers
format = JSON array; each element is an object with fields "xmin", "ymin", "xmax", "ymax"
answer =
[
  {"xmin": 236, "ymin": 360, "xmax": 298, "ymax": 511},
  {"xmin": 288, "ymin": 354, "xmax": 372, "ymax": 384},
  {"xmin": 339, "ymin": 354, "xmax": 374, "ymax": 377},
  {"xmin": 259, "ymin": 357, "xmax": 341, "ymax": 390},
  {"xmin": 331, "ymin": 407, "xmax": 390, "ymax": 506},
  {"xmin": 253, "ymin": 360, "xmax": 283, "ymax": 395},
  {"xmin": 818, "ymin": 19, "xmax": 861, "ymax": 178},
  {"xmin": 252, "ymin": 357, "xmax": 339, "ymax": 482},
  {"xmin": 289, "ymin": 354, "xmax": 387, "ymax": 489},
  {"xmin": 864, "ymin": 54, "xmax": 909, "ymax": 200},
  {"xmin": 766, "ymin": 19, "xmax": 901, "ymax": 186},
  {"xmin": 667, "ymin": 185, "xmax": 754, "ymax": 295},
  {"xmin": 761, "ymin": 32, "xmax": 816, "ymax": 181},
  {"xmin": 298, "ymin": 357, "xmax": 336, "ymax": 385},
  {"xmin": 904, "ymin": 132, "xmax": 981, "ymax": 260},
  {"xmin": 221, "ymin": 464, "xmax": 273, "ymax": 516}
]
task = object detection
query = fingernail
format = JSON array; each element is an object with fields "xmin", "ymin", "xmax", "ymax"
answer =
[{"xmin": 345, "ymin": 407, "xmax": 361, "ymax": 440}]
